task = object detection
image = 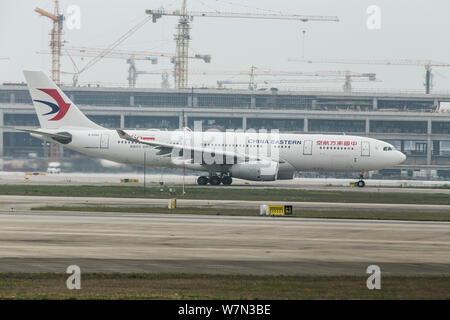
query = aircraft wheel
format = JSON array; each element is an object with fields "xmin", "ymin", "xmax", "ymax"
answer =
[
  {"xmin": 221, "ymin": 176, "xmax": 232, "ymax": 185},
  {"xmin": 197, "ymin": 176, "xmax": 208, "ymax": 185},
  {"xmin": 357, "ymin": 180, "xmax": 365, "ymax": 188},
  {"xmin": 209, "ymin": 176, "xmax": 221, "ymax": 186}
]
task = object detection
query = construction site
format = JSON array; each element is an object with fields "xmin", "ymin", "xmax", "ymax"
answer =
[{"xmin": 1, "ymin": 0, "xmax": 450, "ymax": 179}]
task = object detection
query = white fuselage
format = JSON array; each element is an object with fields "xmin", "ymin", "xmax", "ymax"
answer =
[
  {"xmin": 33, "ymin": 128, "xmax": 406, "ymax": 176},
  {"xmin": 23, "ymin": 70, "xmax": 406, "ymax": 183}
]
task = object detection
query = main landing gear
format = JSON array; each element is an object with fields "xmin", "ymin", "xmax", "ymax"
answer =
[
  {"xmin": 356, "ymin": 173, "xmax": 366, "ymax": 188},
  {"xmin": 197, "ymin": 174, "xmax": 233, "ymax": 186}
]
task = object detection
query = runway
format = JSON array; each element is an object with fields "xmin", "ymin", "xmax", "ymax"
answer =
[{"xmin": 0, "ymin": 207, "xmax": 449, "ymax": 275}]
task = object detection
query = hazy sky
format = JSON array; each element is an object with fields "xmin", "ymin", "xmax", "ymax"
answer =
[{"xmin": 1, "ymin": 0, "xmax": 450, "ymax": 92}]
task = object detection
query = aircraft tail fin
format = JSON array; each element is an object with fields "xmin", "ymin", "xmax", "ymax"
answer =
[{"xmin": 23, "ymin": 71, "xmax": 102, "ymax": 129}]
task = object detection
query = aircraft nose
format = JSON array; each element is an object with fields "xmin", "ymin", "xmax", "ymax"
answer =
[{"xmin": 397, "ymin": 151, "xmax": 406, "ymax": 163}]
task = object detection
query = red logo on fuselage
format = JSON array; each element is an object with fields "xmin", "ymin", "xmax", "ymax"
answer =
[{"xmin": 131, "ymin": 134, "xmax": 155, "ymax": 141}]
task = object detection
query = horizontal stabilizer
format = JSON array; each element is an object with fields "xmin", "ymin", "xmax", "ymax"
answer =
[{"xmin": 16, "ymin": 128, "xmax": 72, "ymax": 144}]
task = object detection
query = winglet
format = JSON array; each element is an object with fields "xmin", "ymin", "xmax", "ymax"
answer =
[
  {"xmin": 116, "ymin": 129, "xmax": 126, "ymax": 138},
  {"xmin": 116, "ymin": 129, "xmax": 133, "ymax": 141}
]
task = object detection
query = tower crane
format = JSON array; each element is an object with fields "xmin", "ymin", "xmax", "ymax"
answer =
[
  {"xmin": 192, "ymin": 66, "xmax": 376, "ymax": 92},
  {"xmin": 34, "ymin": 0, "xmax": 64, "ymax": 163},
  {"xmin": 217, "ymin": 77, "xmax": 379, "ymax": 91},
  {"xmin": 146, "ymin": 1, "xmax": 339, "ymax": 89},
  {"xmin": 43, "ymin": 15, "xmax": 154, "ymax": 86},
  {"xmin": 74, "ymin": 16, "xmax": 153, "ymax": 85},
  {"xmin": 35, "ymin": 3, "xmax": 154, "ymax": 86},
  {"xmin": 130, "ymin": 70, "xmax": 173, "ymax": 88},
  {"xmin": 99, "ymin": 66, "xmax": 377, "ymax": 92},
  {"xmin": 289, "ymin": 57, "xmax": 450, "ymax": 93},
  {"xmin": 58, "ymin": 46, "xmax": 211, "ymax": 63},
  {"xmin": 35, "ymin": 0, "xmax": 64, "ymax": 86},
  {"xmin": 38, "ymin": 46, "xmax": 211, "ymax": 87},
  {"xmin": 138, "ymin": 66, "xmax": 376, "ymax": 92}
]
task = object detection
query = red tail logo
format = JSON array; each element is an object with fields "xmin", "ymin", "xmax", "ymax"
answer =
[{"xmin": 36, "ymin": 88, "xmax": 71, "ymax": 121}]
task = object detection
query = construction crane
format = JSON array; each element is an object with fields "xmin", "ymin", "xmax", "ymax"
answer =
[
  {"xmin": 38, "ymin": 47, "xmax": 151, "ymax": 87},
  {"xmin": 193, "ymin": 66, "xmax": 376, "ymax": 92},
  {"xmin": 130, "ymin": 70, "xmax": 172, "ymax": 88},
  {"xmin": 158, "ymin": 67, "xmax": 372, "ymax": 77},
  {"xmin": 58, "ymin": 46, "xmax": 211, "ymax": 63},
  {"xmin": 35, "ymin": 0, "xmax": 64, "ymax": 163},
  {"xmin": 146, "ymin": 1, "xmax": 339, "ymax": 89},
  {"xmin": 139, "ymin": 66, "xmax": 376, "ymax": 92},
  {"xmin": 35, "ymin": 0, "xmax": 64, "ymax": 86},
  {"xmin": 217, "ymin": 77, "xmax": 379, "ymax": 91},
  {"xmin": 289, "ymin": 57, "xmax": 450, "ymax": 94},
  {"xmin": 38, "ymin": 46, "xmax": 211, "ymax": 87},
  {"xmin": 54, "ymin": 15, "xmax": 153, "ymax": 86}
]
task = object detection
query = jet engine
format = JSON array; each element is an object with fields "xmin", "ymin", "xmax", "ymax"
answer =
[{"xmin": 230, "ymin": 160, "xmax": 279, "ymax": 181}]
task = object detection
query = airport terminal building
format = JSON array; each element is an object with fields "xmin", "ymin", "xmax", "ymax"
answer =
[{"xmin": 1, "ymin": 84, "xmax": 450, "ymax": 178}]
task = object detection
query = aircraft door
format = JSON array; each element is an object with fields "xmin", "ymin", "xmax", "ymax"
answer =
[
  {"xmin": 100, "ymin": 134, "xmax": 110, "ymax": 149},
  {"xmin": 303, "ymin": 140, "xmax": 312, "ymax": 155},
  {"xmin": 361, "ymin": 141, "xmax": 370, "ymax": 157}
]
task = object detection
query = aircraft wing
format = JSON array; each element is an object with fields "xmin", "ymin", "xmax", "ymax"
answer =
[{"xmin": 116, "ymin": 129, "xmax": 284, "ymax": 164}]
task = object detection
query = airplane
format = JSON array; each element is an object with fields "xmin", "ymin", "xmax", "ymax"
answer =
[{"xmin": 18, "ymin": 70, "xmax": 406, "ymax": 187}]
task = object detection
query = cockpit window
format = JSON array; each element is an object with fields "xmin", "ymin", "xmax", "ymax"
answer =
[{"xmin": 383, "ymin": 146, "xmax": 393, "ymax": 151}]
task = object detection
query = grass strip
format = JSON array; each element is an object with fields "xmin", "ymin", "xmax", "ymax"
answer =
[
  {"xmin": 2, "ymin": 184, "xmax": 450, "ymax": 205},
  {"xmin": 32, "ymin": 205, "xmax": 450, "ymax": 221},
  {"xmin": 0, "ymin": 273, "xmax": 448, "ymax": 300}
]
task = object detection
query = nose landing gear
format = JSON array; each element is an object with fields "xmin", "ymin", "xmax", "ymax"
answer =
[{"xmin": 356, "ymin": 173, "xmax": 366, "ymax": 188}]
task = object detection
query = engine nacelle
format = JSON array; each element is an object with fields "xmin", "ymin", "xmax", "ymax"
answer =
[{"xmin": 230, "ymin": 160, "xmax": 279, "ymax": 181}]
